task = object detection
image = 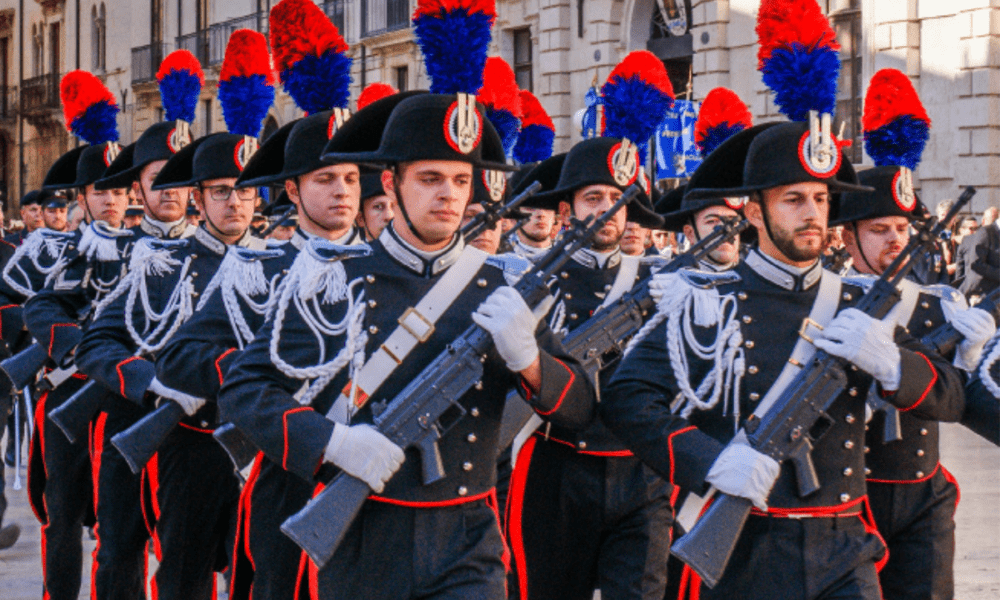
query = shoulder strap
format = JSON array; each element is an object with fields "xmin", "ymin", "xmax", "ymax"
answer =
[
  {"xmin": 327, "ymin": 246, "xmax": 490, "ymax": 422},
  {"xmin": 751, "ymin": 270, "xmax": 843, "ymax": 419},
  {"xmin": 595, "ymin": 254, "xmax": 641, "ymax": 313}
]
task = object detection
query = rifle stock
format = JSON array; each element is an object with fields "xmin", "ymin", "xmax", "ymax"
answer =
[
  {"xmin": 670, "ymin": 494, "xmax": 754, "ymax": 589},
  {"xmin": 49, "ymin": 380, "xmax": 104, "ymax": 443},
  {"xmin": 110, "ymin": 400, "xmax": 187, "ymax": 473},
  {"xmin": 671, "ymin": 187, "xmax": 976, "ymax": 587},
  {"xmin": 280, "ymin": 186, "xmax": 641, "ymax": 569},
  {"xmin": 213, "ymin": 423, "xmax": 259, "ymax": 471},
  {"xmin": 0, "ymin": 343, "xmax": 49, "ymax": 396}
]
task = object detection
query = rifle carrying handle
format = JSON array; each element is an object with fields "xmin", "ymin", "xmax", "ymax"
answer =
[
  {"xmin": 280, "ymin": 471, "xmax": 371, "ymax": 569},
  {"xmin": 670, "ymin": 493, "xmax": 753, "ymax": 589}
]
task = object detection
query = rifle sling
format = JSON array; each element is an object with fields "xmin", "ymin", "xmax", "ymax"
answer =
[
  {"xmin": 594, "ymin": 254, "xmax": 641, "ymax": 314},
  {"xmin": 327, "ymin": 245, "xmax": 490, "ymax": 422}
]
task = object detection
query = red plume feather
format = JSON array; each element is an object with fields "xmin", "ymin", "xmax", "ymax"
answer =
[
  {"xmin": 756, "ymin": 0, "xmax": 839, "ymax": 68},
  {"xmin": 478, "ymin": 57, "xmax": 522, "ymax": 118},
  {"xmin": 60, "ymin": 71, "xmax": 118, "ymax": 130},
  {"xmin": 219, "ymin": 30, "xmax": 276, "ymax": 85},
  {"xmin": 862, "ymin": 69, "xmax": 930, "ymax": 133},
  {"xmin": 269, "ymin": 0, "xmax": 348, "ymax": 74},
  {"xmin": 519, "ymin": 90, "xmax": 553, "ymax": 130},
  {"xmin": 357, "ymin": 83, "xmax": 398, "ymax": 111}
]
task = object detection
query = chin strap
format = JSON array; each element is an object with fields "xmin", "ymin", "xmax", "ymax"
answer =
[{"xmin": 850, "ymin": 222, "xmax": 881, "ymax": 275}]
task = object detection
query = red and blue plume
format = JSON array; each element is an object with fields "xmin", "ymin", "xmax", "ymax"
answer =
[
  {"xmin": 270, "ymin": 0, "xmax": 352, "ymax": 114},
  {"xmin": 60, "ymin": 70, "xmax": 119, "ymax": 145},
  {"xmin": 862, "ymin": 69, "xmax": 931, "ymax": 170},
  {"xmin": 357, "ymin": 83, "xmax": 397, "ymax": 111},
  {"xmin": 156, "ymin": 50, "xmax": 204, "ymax": 123},
  {"xmin": 756, "ymin": 0, "xmax": 840, "ymax": 122},
  {"xmin": 478, "ymin": 57, "xmax": 522, "ymax": 157},
  {"xmin": 513, "ymin": 90, "xmax": 554, "ymax": 163},
  {"xmin": 413, "ymin": 0, "xmax": 496, "ymax": 95},
  {"xmin": 600, "ymin": 50, "xmax": 674, "ymax": 160},
  {"xmin": 694, "ymin": 87, "xmax": 752, "ymax": 158},
  {"xmin": 218, "ymin": 29, "xmax": 276, "ymax": 137}
]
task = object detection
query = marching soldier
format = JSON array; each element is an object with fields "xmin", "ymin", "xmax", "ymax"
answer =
[
  {"xmin": 963, "ymin": 331, "xmax": 1000, "ymax": 446},
  {"xmin": 505, "ymin": 159, "xmax": 563, "ymax": 263},
  {"xmin": 5, "ymin": 189, "xmax": 45, "ymax": 246},
  {"xmin": 833, "ymin": 68, "xmax": 997, "ymax": 600},
  {"xmin": 74, "ymin": 32, "xmax": 270, "ymax": 600},
  {"xmin": 357, "ymin": 172, "xmax": 396, "ymax": 241}
]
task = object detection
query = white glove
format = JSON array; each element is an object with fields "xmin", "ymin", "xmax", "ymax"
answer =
[
  {"xmin": 951, "ymin": 307, "xmax": 997, "ymax": 372},
  {"xmin": 471, "ymin": 286, "xmax": 542, "ymax": 372},
  {"xmin": 705, "ymin": 440, "xmax": 780, "ymax": 511},
  {"xmin": 813, "ymin": 308, "xmax": 902, "ymax": 391},
  {"xmin": 148, "ymin": 377, "xmax": 207, "ymax": 416},
  {"xmin": 324, "ymin": 423, "xmax": 405, "ymax": 493}
]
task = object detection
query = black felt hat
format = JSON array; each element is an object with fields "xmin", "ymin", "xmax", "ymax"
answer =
[
  {"xmin": 234, "ymin": 119, "xmax": 300, "ymax": 188},
  {"xmin": 472, "ymin": 168, "xmax": 509, "ymax": 206},
  {"xmin": 360, "ymin": 173, "xmax": 387, "ymax": 203},
  {"xmin": 261, "ymin": 190, "xmax": 294, "ymax": 217},
  {"xmin": 96, "ymin": 121, "xmax": 193, "ymax": 191},
  {"xmin": 152, "ymin": 133, "xmax": 254, "ymax": 190},
  {"xmin": 19, "ymin": 190, "xmax": 45, "ymax": 208},
  {"xmin": 125, "ymin": 205, "xmax": 145, "ymax": 217},
  {"xmin": 830, "ymin": 166, "xmax": 923, "ymax": 226},
  {"xmin": 685, "ymin": 121, "xmax": 871, "ymax": 202},
  {"xmin": 44, "ymin": 142, "xmax": 123, "ymax": 191},
  {"xmin": 41, "ymin": 192, "xmax": 68, "ymax": 209},
  {"xmin": 513, "ymin": 154, "xmax": 566, "ymax": 210},
  {"xmin": 321, "ymin": 93, "xmax": 515, "ymax": 172},
  {"xmin": 524, "ymin": 137, "xmax": 663, "ymax": 229}
]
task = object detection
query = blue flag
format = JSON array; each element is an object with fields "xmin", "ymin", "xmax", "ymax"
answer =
[
  {"xmin": 581, "ymin": 86, "xmax": 602, "ymax": 139},
  {"xmin": 655, "ymin": 99, "xmax": 701, "ymax": 178}
]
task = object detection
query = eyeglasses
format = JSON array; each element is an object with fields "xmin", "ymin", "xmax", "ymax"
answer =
[{"xmin": 201, "ymin": 185, "xmax": 257, "ymax": 203}]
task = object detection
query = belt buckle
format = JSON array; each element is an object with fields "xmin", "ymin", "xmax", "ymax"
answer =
[
  {"xmin": 798, "ymin": 317, "xmax": 824, "ymax": 345},
  {"xmin": 398, "ymin": 307, "xmax": 435, "ymax": 342}
]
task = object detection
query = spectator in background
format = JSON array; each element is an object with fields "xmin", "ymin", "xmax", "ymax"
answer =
[
  {"xmin": 983, "ymin": 206, "xmax": 998, "ymax": 227},
  {"xmin": 953, "ymin": 216, "xmax": 979, "ymax": 283},
  {"xmin": 41, "ymin": 194, "xmax": 69, "ymax": 232},
  {"xmin": 956, "ymin": 216, "xmax": 979, "ymax": 245},
  {"xmin": 6, "ymin": 190, "xmax": 45, "ymax": 245},
  {"xmin": 123, "ymin": 205, "xmax": 144, "ymax": 229},
  {"xmin": 185, "ymin": 204, "xmax": 201, "ymax": 228},
  {"xmin": 960, "ymin": 210, "xmax": 1000, "ymax": 302},
  {"xmin": 66, "ymin": 201, "xmax": 86, "ymax": 231}
]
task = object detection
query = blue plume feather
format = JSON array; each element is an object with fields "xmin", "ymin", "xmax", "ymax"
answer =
[
  {"xmin": 699, "ymin": 123, "xmax": 745, "ymax": 158},
  {"xmin": 761, "ymin": 43, "xmax": 840, "ymax": 122},
  {"xmin": 218, "ymin": 75, "xmax": 275, "ymax": 137},
  {"xmin": 72, "ymin": 101, "xmax": 120, "ymax": 145},
  {"xmin": 487, "ymin": 108, "xmax": 520, "ymax": 157},
  {"xmin": 513, "ymin": 124, "xmax": 555, "ymax": 163},
  {"xmin": 158, "ymin": 71, "xmax": 201, "ymax": 123},
  {"xmin": 601, "ymin": 76, "xmax": 672, "ymax": 150},
  {"xmin": 280, "ymin": 51, "xmax": 353, "ymax": 114},
  {"xmin": 414, "ymin": 10, "xmax": 494, "ymax": 94},
  {"xmin": 864, "ymin": 115, "xmax": 930, "ymax": 170}
]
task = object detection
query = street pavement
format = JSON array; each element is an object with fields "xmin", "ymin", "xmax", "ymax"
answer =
[{"xmin": 0, "ymin": 424, "xmax": 997, "ymax": 598}]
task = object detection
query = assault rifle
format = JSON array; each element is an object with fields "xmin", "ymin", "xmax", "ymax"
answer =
[
  {"xmin": 671, "ymin": 186, "xmax": 975, "ymax": 588},
  {"xmin": 459, "ymin": 181, "xmax": 539, "ymax": 241},
  {"xmin": 874, "ymin": 286, "xmax": 1000, "ymax": 443},
  {"xmin": 280, "ymin": 186, "xmax": 640, "ymax": 569},
  {"xmin": 498, "ymin": 217, "xmax": 750, "ymax": 450}
]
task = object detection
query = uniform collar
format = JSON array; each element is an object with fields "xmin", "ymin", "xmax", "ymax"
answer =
[
  {"xmin": 745, "ymin": 248, "xmax": 823, "ymax": 291},
  {"xmin": 194, "ymin": 225, "xmax": 256, "ymax": 255},
  {"xmin": 380, "ymin": 224, "xmax": 464, "ymax": 277},
  {"xmin": 290, "ymin": 226, "xmax": 362, "ymax": 251},
  {"xmin": 509, "ymin": 231, "xmax": 551, "ymax": 262},
  {"xmin": 571, "ymin": 246, "xmax": 621, "ymax": 270},
  {"xmin": 141, "ymin": 215, "xmax": 190, "ymax": 239},
  {"xmin": 698, "ymin": 258, "xmax": 737, "ymax": 273}
]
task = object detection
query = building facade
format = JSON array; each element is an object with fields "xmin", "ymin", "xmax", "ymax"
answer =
[{"xmin": 0, "ymin": 0, "xmax": 995, "ymax": 216}]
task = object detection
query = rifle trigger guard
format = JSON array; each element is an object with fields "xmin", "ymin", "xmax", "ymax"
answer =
[{"xmin": 798, "ymin": 318, "xmax": 824, "ymax": 345}]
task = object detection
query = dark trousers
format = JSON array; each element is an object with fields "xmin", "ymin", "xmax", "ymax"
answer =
[
  {"xmin": 506, "ymin": 436, "xmax": 673, "ymax": 600},
  {"xmin": 92, "ymin": 406, "xmax": 150, "ymax": 600},
  {"xmin": 868, "ymin": 466, "xmax": 959, "ymax": 600},
  {"xmin": 694, "ymin": 512, "xmax": 885, "ymax": 600},
  {"xmin": 309, "ymin": 494, "xmax": 507, "ymax": 599},
  {"xmin": 146, "ymin": 425, "xmax": 240, "ymax": 600},
  {"xmin": 230, "ymin": 457, "xmax": 314, "ymax": 600},
  {"xmin": 26, "ymin": 380, "xmax": 94, "ymax": 600}
]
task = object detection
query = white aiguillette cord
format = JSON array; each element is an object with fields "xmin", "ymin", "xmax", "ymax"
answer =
[{"xmin": 326, "ymin": 245, "xmax": 490, "ymax": 423}]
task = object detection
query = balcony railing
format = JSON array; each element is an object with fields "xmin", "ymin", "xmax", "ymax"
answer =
[
  {"xmin": 208, "ymin": 13, "xmax": 268, "ymax": 65},
  {"xmin": 21, "ymin": 74, "xmax": 60, "ymax": 114},
  {"xmin": 361, "ymin": 0, "xmax": 410, "ymax": 38},
  {"xmin": 323, "ymin": 0, "xmax": 346, "ymax": 33},
  {"xmin": 131, "ymin": 42, "xmax": 169, "ymax": 84},
  {"xmin": 177, "ymin": 30, "xmax": 210, "ymax": 66}
]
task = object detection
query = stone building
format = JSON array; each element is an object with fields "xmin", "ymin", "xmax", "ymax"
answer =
[{"xmin": 0, "ymin": 0, "xmax": 995, "ymax": 216}]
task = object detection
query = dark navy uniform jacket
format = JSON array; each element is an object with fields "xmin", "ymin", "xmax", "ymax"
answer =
[
  {"xmin": 154, "ymin": 229, "xmax": 361, "ymax": 421},
  {"xmin": 219, "ymin": 225, "xmax": 595, "ymax": 504},
  {"xmin": 604, "ymin": 250, "xmax": 964, "ymax": 511},
  {"xmin": 76, "ymin": 226, "xmax": 262, "ymax": 421},
  {"xmin": 963, "ymin": 333, "xmax": 1000, "ymax": 446},
  {"xmin": 862, "ymin": 277, "xmax": 968, "ymax": 482},
  {"xmin": 544, "ymin": 248, "xmax": 649, "ymax": 453}
]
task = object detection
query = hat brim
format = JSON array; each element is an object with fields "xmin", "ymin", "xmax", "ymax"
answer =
[{"xmin": 150, "ymin": 136, "xmax": 210, "ymax": 190}]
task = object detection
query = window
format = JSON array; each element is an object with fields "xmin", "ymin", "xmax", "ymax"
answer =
[
  {"xmin": 824, "ymin": 0, "xmax": 862, "ymax": 162},
  {"xmin": 395, "ymin": 65, "xmax": 408, "ymax": 92},
  {"xmin": 31, "ymin": 24, "xmax": 41, "ymax": 77},
  {"xmin": 49, "ymin": 22, "xmax": 60, "ymax": 77},
  {"xmin": 577, "ymin": 0, "xmax": 584, "ymax": 38},
  {"xmin": 513, "ymin": 29, "xmax": 532, "ymax": 92},
  {"xmin": 92, "ymin": 5, "xmax": 106, "ymax": 71},
  {"xmin": 203, "ymin": 99, "xmax": 212, "ymax": 135}
]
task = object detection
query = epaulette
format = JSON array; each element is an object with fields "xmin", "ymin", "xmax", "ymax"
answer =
[
  {"xmin": 2, "ymin": 228, "xmax": 78, "ymax": 298},
  {"xmin": 79, "ymin": 221, "xmax": 134, "ymax": 262},
  {"xmin": 127, "ymin": 236, "xmax": 188, "ymax": 277},
  {"xmin": 676, "ymin": 268, "xmax": 742, "ymax": 290},
  {"xmin": 842, "ymin": 274, "xmax": 877, "ymax": 294},
  {"xmin": 198, "ymin": 246, "xmax": 288, "ymax": 347},
  {"xmin": 920, "ymin": 283, "xmax": 965, "ymax": 306},
  {"xmin": 486, "ymin": 252, "xmax": 532, "ymax": 285},
  {"xmin": 265, "ymin": 238, "xmax": 290, "ymax": 249},
  {"xmin": 290, "ymin": 239, "xmax": 371, "ymax": 305}
]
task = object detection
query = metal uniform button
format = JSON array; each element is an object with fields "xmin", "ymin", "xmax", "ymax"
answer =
[
  {"xmin": 921, "ymin": 301, "xmax": 930, "ymax": 309},
  {"xmin": 865, "ymin": 467, "xmax": 871, "ymax": 476},
  {"xmin": 368, "ymin": 325, "xmax": 379, "ymax": 335},
  {"xmin": 920, "ymin": 428, "xmax": 928, "ymax": 436},
  {"xmin": 749, "ymin": 392, "xmax": 760, "ymax": 401},
  {"xmin": 840, "ymin": 493, "xmax": 851, "ymax": 503},
  {"xmin": 742, "ymin": 315, "xmax": 752, "ymax": 324},
  {"xmin": 737, "ymin": 292, "xmax": 748, "ymax": 301},
  {"xmin": 477, "ymin": 278, "xmax": 487, "ymax": 288},
  {"xmin": 462, "ymin": 462, "xmax": 473, "ymax": 472},
  {"xmin": 565, "ymin": 293, "xmax": 573, "ymax": 300},
  {"xmin": 864, "ymin": 446, "xmax": 870, "ymax": 454},
  {"xmin": 916, "ymin": 449, "xmax": 925, "ymax": 457},
  {"xmin": 748, "ymin": 365, "xmax": 759, "ymax": 375},
  {"xmin": 843, "ymin": 468, "xmax": 853, "ymax": 476},
  {"xmin": 474, "ymin": 381, "xmax": 483, "ymax": 390},
  {"xmin": 470, "ymin": 407, "xmax": 480, "ymax": 417},
  {"xmin": 201, "ymin": 421, "xmax": 209, "ymax": 428},
  {"xmin": 603, "ymin": 284, "xmax": 612, "ymax": 292},
  {"xmin": 570, "ymin": 313, "xmax": 578, "ymax": 320},
  {"xmin": 745, "ymin": 340, "xmax": 755, "ymax": 349},
  {"xmin": 844, "ymin": 440, "xmax": 854, "ymax": 449},
  {"xmin": 368, "ymin": 300, "xmax": 377, "ymax": 308},
  {"xmin": 843, "ymin": 292, "xmax": 853, "ymax": 301},
  {"xmin": 915, "ymin": 471, "xmax": 925, "ymax": 478},
  {"xmin": 848, "ymin": 387, "xmax": 858, "ymax": 397},
  {"xmin": 457, "ymin": 486, "xmax": 468, "ymax": 496},
  {"xmin": 924, "ymin": 320, "xmax": 933, "ymax": 328},
  {"xmin": 560, "ymin": 272, "xmax": 569, "ymax": 279},
  {"xmin": 845, "ymin": 413, "xmax": 856, "ymax": 424},
  {"xmin": 366, "ymin": 275, "xmax": 375, "ymax": 283},
  {"xmin": 578, "ymin": 441, "xmax": 587, "ymax": 450},
  {"xmin": 467, "ymin": 433, "xmax": 477, "ymax": 443}
]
